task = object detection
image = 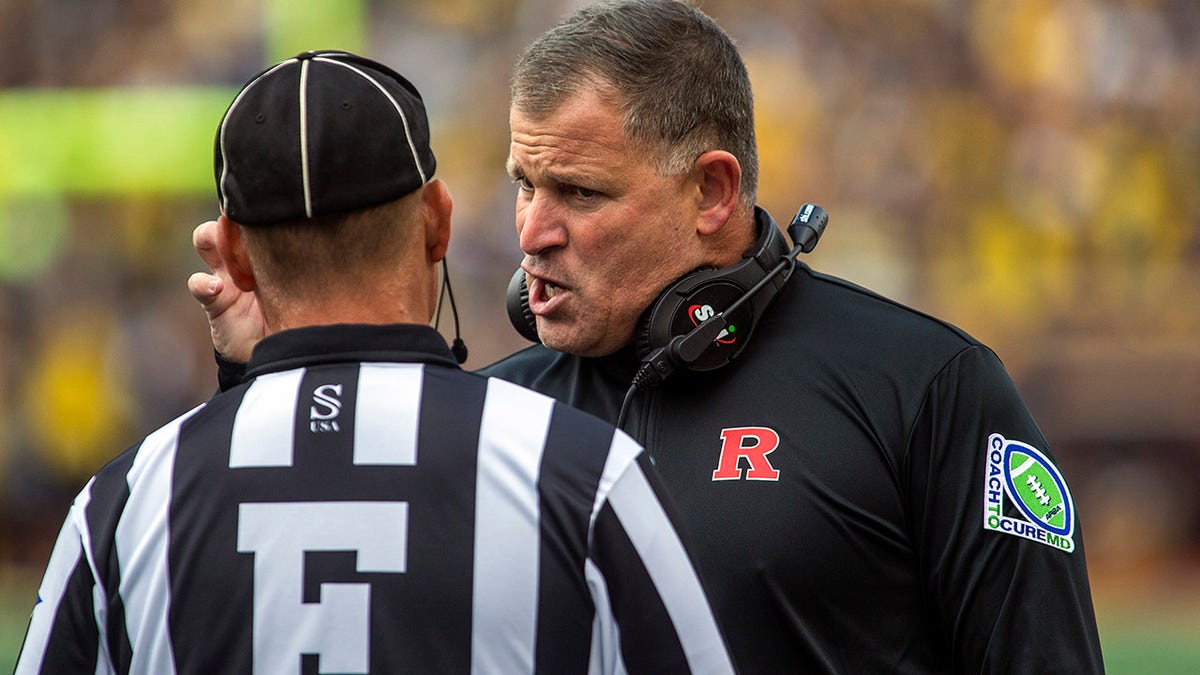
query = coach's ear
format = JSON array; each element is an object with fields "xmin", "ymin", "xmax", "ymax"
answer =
[
  {"xmin": 692, "ymin": 150, "xmax": 740, "ymax": 237},
  {"xmin": 216, "ymin": 215, "xmax": 257, "ymax": 293}
]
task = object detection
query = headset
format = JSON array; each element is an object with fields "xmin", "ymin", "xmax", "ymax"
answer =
[
  {"xmin": 435, "ymin": 258, "xmax": 469, "ymax": 364},
  {"xmin": 507, "ymin": 204, "xmax": 828, "ymax": 420}
]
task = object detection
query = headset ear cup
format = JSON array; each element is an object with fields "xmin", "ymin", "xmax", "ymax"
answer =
[
  {"xmin": 634, "ymin": 302, "xmax": 658, "ymax": 363},
  {"xmin": 638, "ymin": 268, "xmax": 763, "ymax": 371},
  {"xmin": 635, "ymin": 268, "xmax": 712, "ymax": 363},
  {"xmin": 505, "ymin": 268, "xmax": 539, "ymax": 343},
  {"xmin": 632, "ymin": 209, "xmax": 795, "ymax": 380}
]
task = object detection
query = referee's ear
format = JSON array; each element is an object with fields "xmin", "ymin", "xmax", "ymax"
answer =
[
  {"xmin": 421, "ymin": 178, "xmax": 452, "ymax": 264},
  {"xmin": 216, "ymin": 214, "xmax": 257, "ymax": 293}
]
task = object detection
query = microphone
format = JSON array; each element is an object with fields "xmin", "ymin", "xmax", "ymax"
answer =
[
  {"xmin": 615, "ymin": 204, "xmax": 828, "ymax": 428},
  {"xmin": 437, "ymin": 258, "xmax": 469, "ymax": 364},
  {"xmin": 788, "ymin": 202, "xmax": 828, "ymax": 254}
]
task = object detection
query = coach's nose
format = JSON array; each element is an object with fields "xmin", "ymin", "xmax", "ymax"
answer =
[{"xmin": 517, "ymin": 191, "xmax": 568, "ymax": 256}]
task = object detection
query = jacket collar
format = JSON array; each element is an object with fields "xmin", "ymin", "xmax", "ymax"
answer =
[{"xmin": 243, "ymin": 323, "xmax": 459, "ymax": 380}]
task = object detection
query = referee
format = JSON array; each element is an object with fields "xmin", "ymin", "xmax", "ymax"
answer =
[{"xmin": 15, "ymin": 51, "xmax": 733, "ymax": 675}]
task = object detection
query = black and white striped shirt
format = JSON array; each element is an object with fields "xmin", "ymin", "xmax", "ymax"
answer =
[{"xmin": 16, "ymin": 324, "xmax": 733, "ymax": 674}]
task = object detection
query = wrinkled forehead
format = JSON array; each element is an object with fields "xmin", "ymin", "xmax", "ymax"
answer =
[
  {"xmin": 510, "ymin": 71, "xmax": 625, "ymax": 126},
  {"xmin": 506, "ymin": 92, "xmax": 636, "ymax": 181}
]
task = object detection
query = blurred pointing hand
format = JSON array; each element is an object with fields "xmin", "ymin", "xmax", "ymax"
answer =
[{"xmin": 188, "ymin": 220, "xmax": 265, "ymax": 363}]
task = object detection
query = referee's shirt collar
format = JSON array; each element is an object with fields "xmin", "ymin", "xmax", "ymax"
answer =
[{"xmin": 243, "ymin": 323, "xmax": 460, "ymax": 380}]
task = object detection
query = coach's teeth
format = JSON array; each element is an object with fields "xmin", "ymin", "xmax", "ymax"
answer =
[{"xmin": 545, "ymin": 282, "xmax": 559, "ymax": 299}]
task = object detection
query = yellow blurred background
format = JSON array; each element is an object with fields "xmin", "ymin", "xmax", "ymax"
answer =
[{"xmin": 1, "ymin": 0, "xmax": 1197, "ymax": 670}]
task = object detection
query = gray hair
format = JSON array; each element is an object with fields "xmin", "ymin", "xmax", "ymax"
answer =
[{"xmin": 511, "ymin": 0, "xmax": 758, "ymax": 206}]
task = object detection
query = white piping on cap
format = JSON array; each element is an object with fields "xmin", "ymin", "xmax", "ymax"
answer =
[
  {"xmin": 299, "ymin": 58, "xmax": 313, "ymax": 218},
  {"xmin": 315, "ymin": 55, "xmax": 427, "ymax": 184},
  {"xmin": 217, "ymin": 59, "xmax": 297, "ymax": 216}
]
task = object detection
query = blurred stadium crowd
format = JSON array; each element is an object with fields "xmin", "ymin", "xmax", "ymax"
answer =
[{"xmin": 0, "ymin": 0, "xmax": 1198, "ymax": 623}]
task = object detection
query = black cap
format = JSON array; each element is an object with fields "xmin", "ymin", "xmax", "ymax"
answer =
[{"xmin": 215, "ymin": 50, "xmax": 437, "ymax": 226}]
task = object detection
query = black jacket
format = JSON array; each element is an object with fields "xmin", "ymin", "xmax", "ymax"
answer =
[{"xmin": 481, "ymin": 258, "xmax": 1105, "ymax": 673}]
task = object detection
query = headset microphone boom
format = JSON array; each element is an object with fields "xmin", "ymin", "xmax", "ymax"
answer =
[{"xmin": 629, "ymin": 203, "xmax": 828, "ymax": 390}]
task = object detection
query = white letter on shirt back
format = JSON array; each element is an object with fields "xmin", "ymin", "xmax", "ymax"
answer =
[{"xmin": 237, "ymin": 501, "xmax": 408, "ymax": 675}]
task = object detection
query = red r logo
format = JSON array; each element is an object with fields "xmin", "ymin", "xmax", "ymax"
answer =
[{"xmin": 712, "ymin": 427, "xmax": 781, "ymax": 481}]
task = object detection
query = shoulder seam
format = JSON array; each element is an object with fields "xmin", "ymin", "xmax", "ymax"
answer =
[
  {"xmin": 902, "ymin": 343, "xmax": 999, "ymax": 465},
  {"xmin": 804, "ymin": 268, "xmax": 978, "ymax": 347}
]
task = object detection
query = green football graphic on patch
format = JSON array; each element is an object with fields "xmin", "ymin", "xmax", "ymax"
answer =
[{"xmin": 1002, "ymin": 441, "xmax": 1073, "ymax": 537}]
